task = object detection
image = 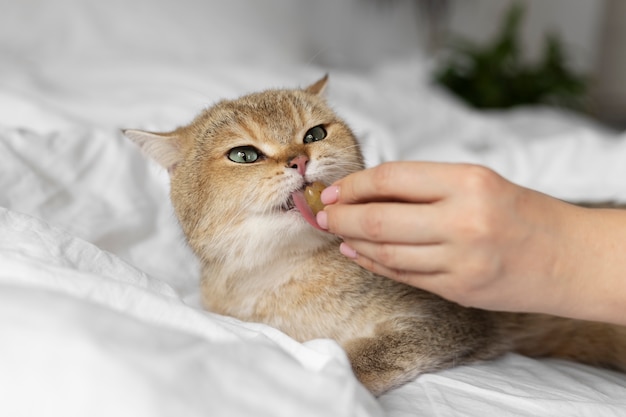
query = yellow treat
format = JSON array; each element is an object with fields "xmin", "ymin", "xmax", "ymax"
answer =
[{"xmin": 304, "ymin": 182, "xmax": 326, "ymax": 215}]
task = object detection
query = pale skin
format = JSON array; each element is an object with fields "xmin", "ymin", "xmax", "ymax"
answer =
[{"xmin": 316, "ymin": 161, "xmax": 626, "ymax": 327}]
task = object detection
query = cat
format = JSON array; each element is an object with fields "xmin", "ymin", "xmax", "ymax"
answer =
[{"xmin": 124, "ymin": 76, "xmax": 626, "ymax": 396}]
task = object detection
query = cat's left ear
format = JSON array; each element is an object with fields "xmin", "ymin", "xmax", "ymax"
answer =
[
  {"xmin": 305, "ymin": 74, "xmax": 329, "ymax": 96},
  {"xmin": 123, "ymin": 129, "xmax": 182, "ymax": 174}
]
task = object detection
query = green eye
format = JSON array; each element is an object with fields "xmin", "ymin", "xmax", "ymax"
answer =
[
  {"xmin": 228, "ymin": 146, "xmax": 260, "ymax": 163},
  {"xmin": 303, "ymin": 125, "xmax": 327, "ymax": 144}
]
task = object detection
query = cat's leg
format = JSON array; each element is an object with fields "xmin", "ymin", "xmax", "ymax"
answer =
[
  {"xmin": 343, "ymin": 316, "xmax": 502, "ymax": 396},
  {"xmin": 504, "ymin": 313, "xmax": 626, "ymax": 372}
]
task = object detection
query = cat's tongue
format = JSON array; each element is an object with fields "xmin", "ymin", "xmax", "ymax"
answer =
[{"xmin": 292, "ymin": 190, "xmax": 324, "ymax": 231}]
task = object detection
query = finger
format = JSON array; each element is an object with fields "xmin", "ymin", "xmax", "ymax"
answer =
[
  {"xmin": 347, "ymin": 249, "xmax": 446, "ymax": 290},
  {"xmin": 342, "ymin": 238, "xmax": 448, "ymax": 274},
  {"xmin": 324, "ymin": 202, "xmax": 445, "ymax": 244},
  {"xmin": 345, "ymin": 249, "xmax": 467, "ymax": 303},
  {"xmin": 332, "ymin": 161, "xmax": 465, "ymax": 204}
]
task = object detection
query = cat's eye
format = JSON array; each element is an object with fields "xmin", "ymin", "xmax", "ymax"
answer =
[
  {"xmin": 228, "ymin": 146, "xmax": 260, "ymax": 163},
  {"xmin": 303, "ymin": 125, "xmax": 327, "ymax": 144}
]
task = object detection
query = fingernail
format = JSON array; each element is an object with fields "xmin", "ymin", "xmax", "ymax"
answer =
[
  {"xmin": 339, "ymin": 242, "xmax": 358, "ymax": 259},
  {"xmin": 316, "ymin": 210, "xmax": 328, "ymax": 229},
  {"xmin": 320, "ymin": 185, "xmax": 339, "ymax": 205}
]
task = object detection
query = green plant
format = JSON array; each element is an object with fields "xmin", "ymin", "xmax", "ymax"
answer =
[{"xmin": 435, "ymin": 3, "xmax": 587, "ymax": 110}]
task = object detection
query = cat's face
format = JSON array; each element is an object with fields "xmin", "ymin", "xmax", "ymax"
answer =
[{"xmin": 125, "ymin": 77, "xmax": 364, "ymax": 266}]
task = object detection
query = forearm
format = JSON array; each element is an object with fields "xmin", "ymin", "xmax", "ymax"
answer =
[{"xmin": 551, "ymin": 205, "xmax": 626, "ymax": 326}]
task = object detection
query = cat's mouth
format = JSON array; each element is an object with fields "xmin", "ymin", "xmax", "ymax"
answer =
[
  {"xmin": 283, "ymin": 194, "xmax": 298, "ymax": 211},
  {"xmin": 282, "ymin": 184, "xmax": 325, "ymax": 231},
  {"xmin": 281, "ymin": 183, "xmax": 310, "ymax": 212}
]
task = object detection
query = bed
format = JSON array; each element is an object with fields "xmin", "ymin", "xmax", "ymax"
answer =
[{"xmin": 2, "ymin": 1, "xmax": 626, "ymax": 416}]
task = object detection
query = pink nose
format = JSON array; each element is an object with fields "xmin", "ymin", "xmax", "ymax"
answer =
[{"xmin": 288, "ymin": 155, "xmax": 309, "ymax": 176}]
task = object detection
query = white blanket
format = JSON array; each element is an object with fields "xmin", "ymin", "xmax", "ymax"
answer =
[{"xmin": 2, "ymin": 1, "xmax": 626, "ymax": 416}]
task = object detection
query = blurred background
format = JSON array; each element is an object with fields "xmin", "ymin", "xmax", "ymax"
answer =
[
  {"xmin": 1, "ymin": 0, "xmax": 624, "ymax": 128},
  {"xmin": 306, "ymin": 0, "xmax": 625, "ymax": 129}
]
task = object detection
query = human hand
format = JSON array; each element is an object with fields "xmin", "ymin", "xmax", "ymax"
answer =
[{"xmin": 316, "ymin": 161, "xmax": 580, "ymax": 316}]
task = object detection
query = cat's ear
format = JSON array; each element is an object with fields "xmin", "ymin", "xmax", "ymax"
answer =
[
  {"xmin": 305, "ymin": 74, "xmax": 329, "ymax": 96},
  {"xmin": 123, "ymin": 129, "xmax": 182, "ymax": 173}
]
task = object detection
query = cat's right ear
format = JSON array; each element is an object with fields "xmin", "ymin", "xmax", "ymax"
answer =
[
  {"xmin": 123, "ymin": 129, "xmax": 181, "ymax": 173},
  {"xmin": 305, "ymin": 74, "xmax": 329, "ymax": 96}
]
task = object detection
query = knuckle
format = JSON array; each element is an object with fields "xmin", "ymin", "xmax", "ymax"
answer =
[
  {"xmin": 444, "ymin": 165, "xmax": 504, "ymax": 243},
  {"xmin": 374, "ymin": 243, "xmax": 396, "ymax": 266},
  {"xmin": 371, "ymin": 162, "xmax": 396, "ymax": 192},
  {"xmin": 392, "ymin": 269, "xmax": 414, "ymax": 286},
  {"xmin": 356, "ymin": 254, "xmax": 375, "ymax": 271},
  {"xmin": 343, "ymin": 177, "xmax": 360, "ymax": 203},
  {"xmin": 457, "ymin": 164, "xmax": 501, "ymax": 196},
  {"xmin": 360, "ymin": 205, "xmax": 386, "ymax": 240}
]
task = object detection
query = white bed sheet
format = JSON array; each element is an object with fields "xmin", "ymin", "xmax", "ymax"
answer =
[{"xmin": 2, "ymin": 1, "xmax": 626, "ymax": 416}]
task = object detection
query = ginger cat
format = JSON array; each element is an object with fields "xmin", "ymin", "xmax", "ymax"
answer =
[{"xmin": 125, "ymin": 76, "xmax": 626, "ymax": 396}]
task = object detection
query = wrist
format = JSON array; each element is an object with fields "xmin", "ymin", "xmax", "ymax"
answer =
[{"xmin": 546, "ymin": 204, "xmax": 626, "ymax": 325}]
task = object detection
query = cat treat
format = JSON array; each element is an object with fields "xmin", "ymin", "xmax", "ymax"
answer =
[{"xmin": 304, "ymin": 181, "xmax": 326, "ymax": 215}]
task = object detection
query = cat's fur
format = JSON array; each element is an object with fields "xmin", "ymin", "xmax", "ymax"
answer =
[{"xmin": 125, "ymin": 76, "xmax": 626, "ymax": 396}]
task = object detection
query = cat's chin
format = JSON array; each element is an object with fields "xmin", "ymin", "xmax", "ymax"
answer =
[{"xmin": 282, "ymin": 209, "xmax": 326, "ymax": 235}]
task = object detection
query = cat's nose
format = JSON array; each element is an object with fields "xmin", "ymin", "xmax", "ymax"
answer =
[{"xmin": 288, "ymin": 155, "xmax": 309, "ymax": 176}]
